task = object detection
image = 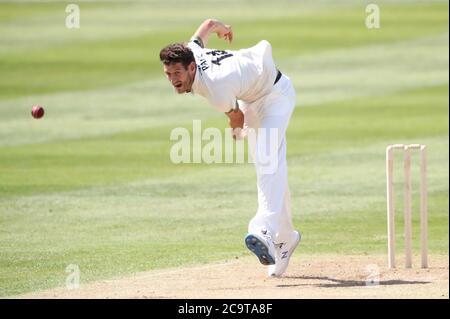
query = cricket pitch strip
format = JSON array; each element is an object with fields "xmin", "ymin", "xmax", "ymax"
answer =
[{"xmin": 16, "ymin": 254, "xmax": 449, "ymax": 299}]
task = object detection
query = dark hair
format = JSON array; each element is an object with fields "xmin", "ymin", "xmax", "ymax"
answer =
[{"xmin": 159, "ymin": 43, "xmax": 195, "ymax": 69}]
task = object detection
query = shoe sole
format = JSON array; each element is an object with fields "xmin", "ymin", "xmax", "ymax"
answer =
[{"xmin": 245, "ymin": 234, "xmax": 275, "ymax": 265}]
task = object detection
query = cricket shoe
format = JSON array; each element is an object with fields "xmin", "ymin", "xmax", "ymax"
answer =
[
  {"xmin": 245, "ymin": 232, "xmax": 276, "ymax": 265},
  {"xmin": 268, "ymin": 230, "xmax": 301, "ymax": 277}
]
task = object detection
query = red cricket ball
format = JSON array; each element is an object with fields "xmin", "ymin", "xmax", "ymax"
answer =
[{"xmin": 31, "ymin": 105, "xmax": 45, "ymax": 119}]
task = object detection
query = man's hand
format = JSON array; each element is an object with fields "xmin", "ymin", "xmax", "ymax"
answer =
[
  {"xmin": 226, "ymin": 108, "xmax": 244, "ymax": 129},
  {"xmin": 214, "ymin": 21, "xmax": 233, "ymax": 44},
  {"xmin": 192, "ymin": 19, "xmax": 233, "ymax": 47},
  {"xmin": 226, "ymin": 108, "xmax": 244, "ymax": 140}
]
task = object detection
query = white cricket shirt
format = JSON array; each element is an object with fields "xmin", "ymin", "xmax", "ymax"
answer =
[{"xmin": 188, "ymin": 40, "xmax": 278, "ymax": 112}]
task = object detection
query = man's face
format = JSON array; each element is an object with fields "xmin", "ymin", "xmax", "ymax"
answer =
[{"xmin": 163, "ymin": 62, "xmax": 196, "ymax": 94}]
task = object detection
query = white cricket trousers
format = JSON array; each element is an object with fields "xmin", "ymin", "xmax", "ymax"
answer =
[{"xmin": 241, "ymin": 74, "xmax": 296, "ymax": 245}]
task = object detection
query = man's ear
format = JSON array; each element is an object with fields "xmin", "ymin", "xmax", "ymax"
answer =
[{"xmin": 189, "ymin": 61, "xmax": 196, "ymax": 73}]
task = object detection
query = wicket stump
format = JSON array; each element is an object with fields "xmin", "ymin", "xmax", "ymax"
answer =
[{"xmin": 386, "ymin": 144, "xmax": 428, "ymax": 269}]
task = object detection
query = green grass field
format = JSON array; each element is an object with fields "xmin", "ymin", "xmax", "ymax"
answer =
[{"xmin": 0, "ymin": 0, "xmax": 448, "ymax": 297}]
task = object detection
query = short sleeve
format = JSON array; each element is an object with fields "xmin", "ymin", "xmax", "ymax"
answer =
[
  {"xmin": 187, "ymin": 37, "xmax": 204, "ymax": 53},
  {"xmin": 189, "ymin": 36, "xmax": 204, "ymax": 48}
]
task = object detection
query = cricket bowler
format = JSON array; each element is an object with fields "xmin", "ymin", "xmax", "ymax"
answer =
[{"xmin": 159, "ymin": 19, "xmax": 300, "ymax": 277}]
